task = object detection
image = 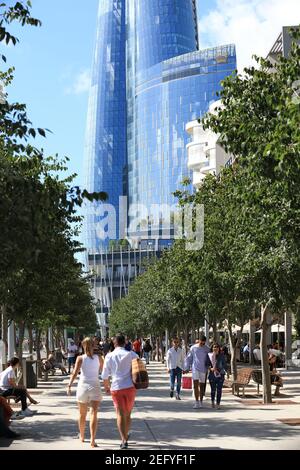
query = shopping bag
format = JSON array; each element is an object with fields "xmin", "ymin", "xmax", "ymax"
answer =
[
  {"xmin": 182, "ymin": 376, "xmax": 192, "ymax": 389},
  {"xmin": 131, "ymin": 358, "xmax": 149, "ymax": 389}
]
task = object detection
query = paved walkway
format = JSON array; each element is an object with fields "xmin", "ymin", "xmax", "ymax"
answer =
[{"xmin": 1, "ymin": 362, "xmax": 300, "ymax": 450}]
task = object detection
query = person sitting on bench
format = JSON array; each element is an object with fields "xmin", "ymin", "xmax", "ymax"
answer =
[
  {"xmin": 0, "ymin": 357, "xmax": 37, "ymax": 417},
  {"xmin": 46, "ymin": 352, "xmax": 68, "ymax": 376}
]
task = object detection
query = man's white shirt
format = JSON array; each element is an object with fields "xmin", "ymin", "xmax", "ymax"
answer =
[{"xmin": 166, "ymin": 347, "xmax": 185, "ymax": 370}]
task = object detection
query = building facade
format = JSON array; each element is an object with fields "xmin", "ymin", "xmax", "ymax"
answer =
[
  {"xmin": 88, "ymin": 247, "xmax": 162, "ymax": 337},
  {"xmin": 186, "ymin": 100, "xmax": 232, "ymax": 189},
  {"xmin": 83, "ymin": 0, "xmax": 237, "ymax": 250},
  {"xmin": 83, "ymin": 0, "xmax": 127, "ymax": 251}
]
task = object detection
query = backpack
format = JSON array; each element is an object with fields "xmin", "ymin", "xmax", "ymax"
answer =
[{"xmin": 131, "ymin": 358, "xmax": 149, "ymax": 389}]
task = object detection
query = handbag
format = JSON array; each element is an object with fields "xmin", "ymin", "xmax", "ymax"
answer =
[
  {"xmin": 131, "ymin": 358, "xmax": 149, "ymax": 389},
  {"xmin": 182, "ymin": 375, "xmax": 192, "ymax": 389}
]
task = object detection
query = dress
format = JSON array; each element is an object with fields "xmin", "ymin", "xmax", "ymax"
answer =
[{"xmin": 76, "ymin": 354, "xmax": 102, "ymax": 403}]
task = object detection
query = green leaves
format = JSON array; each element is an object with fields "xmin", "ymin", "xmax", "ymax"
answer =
[{"xmin": 0, "ymin": 1, "xmax": 103, "ymax": 332}]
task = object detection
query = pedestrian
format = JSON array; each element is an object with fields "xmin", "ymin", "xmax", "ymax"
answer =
[
  {"xmin": 132, "ymin": 337, "xmax": 141, "ymax": 357},
  {"xmin": 67, "ymin": 339, "xmax": 78, "ymax": 374},
  {"xmin": 184, "ymin": 335, "xmax": 210, "ymax": 409},
  {"xmin": 102, "ymin": 333, "xmax": 138, "ymax": 449},
  {"xmin": 143, "ymin": 339, "xmax": 152, "ymax": 365},
  {"xmin": 92, "ymin": 336, "xmax": 102, "ymax": 356},
  {"xmin": 166, "ymin": 337, "xmax": 185, "ymax": 400},
  {"xmin": 124, "ymin": 337, "xmax": 132, "ymax": 352},
  {"xmin": 0, "ymin": 357, "xmax": 37, "ymax": 416},
  {"xmin": 103, "ymin": 338, "xmax": 111, "ymax": 356},
  {"xmin": 67, "ymin": 337, "xmax": 103, "ymax": 448},
  {"xmin": 0, "ymin": 397, "xmax": 22, "ymax": 439},
  {"xmin": 206, "ymin": 343, "xmax": 227, "ymax": 409}
]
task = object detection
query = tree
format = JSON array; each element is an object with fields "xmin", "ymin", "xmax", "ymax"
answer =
[
  {"xmin": 0, "ymin": 1, "xmax": 106, "ymax": 359},
  {"xmin": 203, "ymin": 27, "xmax": 300, "ymax": 402}
]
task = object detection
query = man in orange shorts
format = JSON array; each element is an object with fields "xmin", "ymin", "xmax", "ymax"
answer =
[{"xmin": 102, "ymin": 333, "xmax": 138, "ymax": 449}]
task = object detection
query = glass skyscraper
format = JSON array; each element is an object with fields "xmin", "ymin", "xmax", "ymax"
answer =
[
  {"xmin": 83, "ymin": 0, "xmax": 127, "ymax": 251},
  {"xmin": 83, "ymin": 0, "xmax": 236, "ymax": 251}
]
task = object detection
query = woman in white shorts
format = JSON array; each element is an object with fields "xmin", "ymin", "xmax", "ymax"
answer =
[{"xmin": 67, "ymin": 337, "xmax": 103, "ymax": 447}]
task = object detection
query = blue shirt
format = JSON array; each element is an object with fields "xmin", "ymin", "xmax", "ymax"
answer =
[{"xmin": 184, "ymin": 344, "xmax": 210, "ymax": 374}]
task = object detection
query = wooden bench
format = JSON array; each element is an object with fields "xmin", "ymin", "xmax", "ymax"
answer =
[
  {"xmin": 251, "ymin": 369, "xmax": 283, "ymax": 396},
  {"xmin": 226, "ymin": 368, "xmax": 253, "ymax": 397}
]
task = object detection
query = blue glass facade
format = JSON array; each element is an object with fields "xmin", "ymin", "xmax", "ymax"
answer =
[
  {"xmin": 83, "ymin": 0, "xmax": 126, "ymax": 250},
  {"xmin": 127, "ymin": 46, "xmax": 236, "ymax": 218},
  {"xmin": 83, "ymin": 0, "xmax": 237, "ymax": 250},
  {"xmin": 134, "ymin": 0, "xmax": 198, "ymax": 72}
]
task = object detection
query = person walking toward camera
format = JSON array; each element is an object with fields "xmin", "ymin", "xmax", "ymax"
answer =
[
  {"xmin": 102, "ymin": 334, "xmax": 138, "ymax": 449},
  {"xmin": 206, "ymin": 343, "xmax": 227, "ymax": 409},
  {"xmin": 143, "ymin": 339, "xmax": 152, "ymax": 365},
  {"xmin": 184, "ymin": 335, "xmax": 210, "ymax": 409},
  {"xmin": 67, "ymin": 337, "xmax": 103, "ymax": 448},
  {"xmin": 166, "ymin": 337, "xmax": 185, "ymax": 400}
]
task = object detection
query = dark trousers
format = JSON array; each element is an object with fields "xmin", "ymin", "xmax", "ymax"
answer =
[
  {"xmin": 170, "ymin": 367, "xmax": 182, "ymax": 395},
  {"xmin": 209, "ymin": 375, "xmax": 225, "ymax": 405},
  {"xmin": 1, "ymin": 388, "xmax": 27, "ymax": 411}
]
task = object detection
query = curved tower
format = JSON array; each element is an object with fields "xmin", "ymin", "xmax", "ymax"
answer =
[
  {"xmin": 83, "ymin": 0, "xmax": 126, "ymax": 251},
  {"xmin": 135, "ymin": 0, "xmax": 198, "ymax": 73}
]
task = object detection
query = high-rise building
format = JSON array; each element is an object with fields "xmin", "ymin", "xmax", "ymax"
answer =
[
  {"xmin": 83, "ymin": 0, "xmax": 237, "ymax": 251},
  {"xmin": 83, "ymin": 0, "xmax": 127, "ymax": 251}
]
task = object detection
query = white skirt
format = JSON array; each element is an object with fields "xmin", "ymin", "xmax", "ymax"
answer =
[{"xmin": 76, "ymin": 381, "xmax": 102, "ymax": 404}]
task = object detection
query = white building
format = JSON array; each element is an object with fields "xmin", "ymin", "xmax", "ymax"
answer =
[{"xmin": 186, "ymin": 100, "xmax": 232, "ymax": 189}]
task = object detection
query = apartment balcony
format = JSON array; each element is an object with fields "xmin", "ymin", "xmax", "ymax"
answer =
[{"xmin": 187, "ymin": 142, "xmax": 209, "ymax": 170}]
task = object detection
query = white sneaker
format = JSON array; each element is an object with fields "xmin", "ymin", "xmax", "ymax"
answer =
[
  {"xmin": 11, "ymin": 412, "xmax": 25, "ymax": 420},
  {"xmin": 193, "ymin": 401, "xmax": 200, "ymax": 409},
  {"xmin": 20, "ymin": 408, "xmax": 34, "ymax": 417},
  {"xmin": 199, "ymin": 401, "xmax": 203, "ymax": 408}
]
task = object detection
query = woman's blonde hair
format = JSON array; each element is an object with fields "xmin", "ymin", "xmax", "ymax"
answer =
[{"xmin": 82, "ymin": 337, "xmax": 94, "ymax": 358}]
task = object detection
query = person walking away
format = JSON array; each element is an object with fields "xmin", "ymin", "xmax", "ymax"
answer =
[
  {"xmin": 67, "ymin": 339, "xmax": 78, "ymax": 374},
  {"xmin": 102, "ymin": 333, "xmax": 138, "ymax": 449},
  {"xmin": 0, "ymin": 357, "xmax": 37, "ymax": 417},
  {"xmin": 124, "ymin": 337, "xmax": 132, "ymax": 352},
  {"xmin": 184, "ymin": 335, "xmax": 210, "ymax": 409},
  {"xmin": 132, "ymin": 338, "xmax": 141, "ymax": 357},
  {"xmin": 243, "ymin": 343, "xmax": 250, "ymax": 363},
  {"xmin": 103, "ymin": 338, "xmax": 111, "ymax": 356},
  {"xmin": 166, "ymin": 337, "xmax": 185, "ymax": 400},
  {"xmin": 67, "ymin": 337, "xmax": 103, "ymax": 448},
  {"xmin": 143, "ymin": 339, "xmax": 152, "ymax": 365},
  {"xmin": 207, "ymin": 343, "xmax": 227, "ymax": 409}
]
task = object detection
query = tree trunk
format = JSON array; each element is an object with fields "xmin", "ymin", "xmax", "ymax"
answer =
[
  {"xmin": 260, "ymin": 304, "xmax": 272, "ymax": 403},
  {"xmin": 28, "ymin": 325, "xmax": 33, "ymax": 355},
  {"xmin": 17, "ymin": 321, "xmax": 25, "ymax": 361},
  {"xmin": 1, "ymin": 305, "xmax": 8, "ymax": 365},
  {"xmin": 191, "ymin": 323, "xmax": 195, "ymax": 344},
  {"xmin": 17, "ymin": 321, "xmax": 25, "ymax": 385},
  {"xmin": 183, "ymin": 326, "xmax": 189, "ymax": 354},
  {"xmin": 45, "ymin": 330, "xmax": 49, "ymax": 357},
  {"xmin": 212, "ymin": 321, "xmax": 220, "ymax": 343},
  {"xmin": 227, "ymin": 323, "xmax": 237, "ymax": 381},
  {"xmin": 35, "ymin": 330, "xmax": 42, "ymax": 378},
  {"xmin": 156, "ymin": 336, "xmax": 160, "ymax": 362}
]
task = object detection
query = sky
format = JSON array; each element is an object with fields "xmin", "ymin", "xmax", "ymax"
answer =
[{"xmin": 1, "ymin": 0, "xmax": 300, "ymax": 193}]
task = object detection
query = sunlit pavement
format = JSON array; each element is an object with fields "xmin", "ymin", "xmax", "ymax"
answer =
[{"xmin": 1, "ymin": 362, "xmax": 300, "ymax": 450}]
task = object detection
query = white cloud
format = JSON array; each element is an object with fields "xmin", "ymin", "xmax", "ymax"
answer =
[
  {"xmin": 198, "ymin": 0, "xmax": 300, "ymax": 71},
  {"xmin": 65, "ymin": 69, "xmax": 91, "ymax": 95}
]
